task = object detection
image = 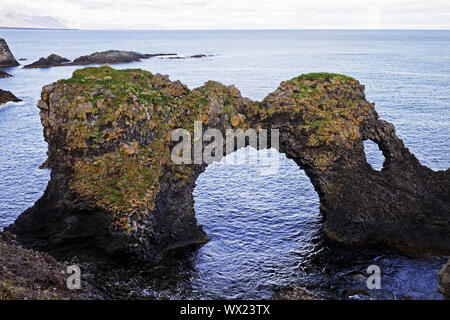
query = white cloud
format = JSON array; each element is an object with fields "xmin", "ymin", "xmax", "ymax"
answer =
[{"xmin": 0, "ymin": 0, "xmax": 449, "ymax": 29}]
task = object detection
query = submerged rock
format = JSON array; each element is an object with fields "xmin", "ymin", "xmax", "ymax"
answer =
[
  {"xmin": 24, "ymin": 54, "xmax": 70, "ymax": 68},
  {"xmin": 8, "ymin": 67, "xmax": 450, "ymax": 262},
  {"xmin": 0, "ymin": 70, "xmax": 12, "ymax": 78},
  {"xmin": 0, "ymin": 89, "xmax": 21, "ymax": 104},
  {"xmin": 438, "ymin": 259, "xmax": 450, "ymax": 299},
  {"xmin": 0, "ymin": 38, "xmax": 19, "ymax": 67}
]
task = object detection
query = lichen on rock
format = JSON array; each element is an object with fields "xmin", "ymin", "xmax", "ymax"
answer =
[{"xmin": 8, "ymin": 66, "xmax": 450, "ymax": 262}]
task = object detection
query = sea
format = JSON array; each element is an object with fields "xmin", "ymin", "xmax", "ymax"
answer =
[{"xmin": 0, "ymin": 29, "xmax": 449, "ymax": 299}]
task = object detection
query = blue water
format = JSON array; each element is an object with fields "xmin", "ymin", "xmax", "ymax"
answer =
[{"xmin": 0, "ymin": 30, "xmax": 448, "ymax": 299}]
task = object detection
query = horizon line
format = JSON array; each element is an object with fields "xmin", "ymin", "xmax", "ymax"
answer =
[{"xmin": 1, "ymin": 26, "xmax": 450, "ymax": 31}]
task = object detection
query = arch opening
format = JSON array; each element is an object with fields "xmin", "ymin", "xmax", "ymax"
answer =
[
  {"xmin": 363, "ymin": 139, "xmax": 385, "ymax": 171},
  {"xmin": 192, "ymin": 146, "xmax": 321, "ymax": 299}
]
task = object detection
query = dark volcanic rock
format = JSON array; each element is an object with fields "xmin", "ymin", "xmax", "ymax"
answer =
[
  {"xmin": 0, "ymin": 38, "xmax": 19, "ymax": 67},
  {"xmin": 24, "ymin": 54, "xmax": 70, "ymax": 68},
  {"xmin": 0, "ymin": 231, "xmax": 85, "ymax": 300},
  {"xmin": 70, "ymin": 50, "xmax": 177, "ymax": 66},
  {"xmin": 0, "ymin": 89, "xmax": 21, "ymax": 104},
  {"xmin": 22, "ymin": 51, "xmax": 204, "ymax": 69},
  {"xmin": 8, "ymin": 68, "xmax": 450, "ymax": 262},
  {"xmin": 439, "ymin": 259, "xmax": 450, "ymax": 299},
  {"xmin": 272, "ymin": 286, "xmax": 322, "ymax": 300},
  {"xmin": 0, "ymin": 70, "xmax": 12, "ymax": 78}
]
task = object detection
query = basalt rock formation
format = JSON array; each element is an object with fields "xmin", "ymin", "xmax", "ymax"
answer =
[
  {"xmin": 0, "ymin": 38, "xmax": 19, "ymax": 67},
  {"xmin": 24, "ymin": 54, "xmax": 71, "ymax": 69},
  {"xmin": 8, "ymin": 67, "xmax": 450, "ymax": 262},
  {"xmin": 0, "ymin": 89, "xmax": 21, "ymax": 105},
  {"xmin": 439, "ymin": 259, "xmax": 450, "ymax": 299}
]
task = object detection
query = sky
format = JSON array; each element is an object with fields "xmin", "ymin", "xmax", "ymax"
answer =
[{"xmin": 0, "ymin": 0, "xmax": 449, "ymax": 30}]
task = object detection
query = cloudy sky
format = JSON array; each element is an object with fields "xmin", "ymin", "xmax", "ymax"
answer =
[{"xmin": 0, "ymin": 0, "xmax": 449, "ymax": 30}]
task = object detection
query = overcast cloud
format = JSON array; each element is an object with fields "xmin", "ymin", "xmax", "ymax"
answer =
[{"xmin": 0, "ymin": 0, "xmax": 449, "ymax": 30}]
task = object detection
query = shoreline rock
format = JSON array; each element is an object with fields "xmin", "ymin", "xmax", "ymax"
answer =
[
  {"xmin": 0, "ymin": 89, "xmax": 21, "ymax": 105},
  {"xmin": 8, "ymin": 67, "xmax": 450, "ymax": 262},
  {"xmin": 271, "ymin": 286, "xmax": 322, "ymax": 300},
  {"xmin": 0, "ymin": 231, "xmax": 85, "ymax": 300},
  {"xmin": 0, "ymin": 38, "xmax": 19, "ymax": 67},
  {"xmin": 0, "ymin": 70, "xmax": 12, "ymax": 78},
  {"xmin": 438, "ymin": 259, "xmax": 450, "ymax": 299}
]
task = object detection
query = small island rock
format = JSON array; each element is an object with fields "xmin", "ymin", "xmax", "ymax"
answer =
[
  {"xmin": 0, "ymin": 89, "xmax": 21, "ymax": 105},
  {"xmin": 0, "ymin": 38, "xmax": 19, "ymax": 67}
]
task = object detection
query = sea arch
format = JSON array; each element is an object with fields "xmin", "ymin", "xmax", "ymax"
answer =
[{"xmin": 9, "ymin": 67, "xmax": 450, "ymax": 261}]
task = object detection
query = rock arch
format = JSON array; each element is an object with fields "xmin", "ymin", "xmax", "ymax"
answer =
[{"xmin": 9, "ymin": 67, "xmax": 450, "ymax": 261}]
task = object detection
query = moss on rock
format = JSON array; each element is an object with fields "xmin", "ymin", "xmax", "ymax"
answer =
[{"xmin": 9, "ymin": 66, "xmax": 450, "ymax": 262}]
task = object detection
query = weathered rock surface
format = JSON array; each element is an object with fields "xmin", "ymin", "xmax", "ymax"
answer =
[
  {"xmin": 24, "ymin": 54, "xmax": 70, "ymax": 68},
  {"xmin": 438, "ymin": 259, "xmax": 450, "ymax": 299},
  {"xmin": 0, "ymin": 38, "xmax": 19, "ymax": 67},
  {"xmin": 8, "ymin": 67, "xmax": 450, "ymax": 262},
  {"xmin": 0, "ymin": 231, "xmax": 84, "ymax": 300},
  {"xmin": 0, "ymin": 89, "xmax": 21, "ymax": 105},
  {"xmin": 0, "ymin": 70, "xmax": 12, "ymax": 78}
]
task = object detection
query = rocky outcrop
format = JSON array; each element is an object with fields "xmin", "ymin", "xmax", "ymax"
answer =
[
  {"xmin": 0, "ymin": 89, "xmax": 21, "ymax": 105},
  {"xmin": 70, "ymin": 50, "xmax": 176, "ymax": 65},
  {"xmin": 439, "ymin": 259, "xmax": 450, "ymax": 299},
  {"xmin": 0, "ymin": 70, "xmax": 12, "ymax": 78},
  {"xmin": 8, "ymin": 67, "xmax": 450, "ymax": 262},
  {"xmin": 24, "ymin": 50, "xmax": 206, "ymax": 69},
  {"xmin": 24, "ymin": 54, "xmax": 70, "ymax": 68},
  {"xmin": 0, "ymin": 231, "xmax": 84, "ymax": 300},
  {"xmin": 0, "ymin": 38, "xmax": 19, "ymax": 67}
]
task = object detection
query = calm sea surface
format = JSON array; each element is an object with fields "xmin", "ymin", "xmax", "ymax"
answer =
[{"xmin": 0, "ymin": 30, "xmax": 448, "ymax": 299}]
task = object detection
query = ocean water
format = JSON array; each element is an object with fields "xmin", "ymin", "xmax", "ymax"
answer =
[{"xmin": 0, "ymin": 30, "xmax": 448, "ymax": 299}]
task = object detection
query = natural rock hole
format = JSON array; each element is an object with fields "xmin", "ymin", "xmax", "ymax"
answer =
[
  {"xmin": 363, "ymin": 139, "xmax": 385, "ymax": 171},
  {"xmin": 193, "ymin": 147, "xmax": 321, "ymax": 297}
]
